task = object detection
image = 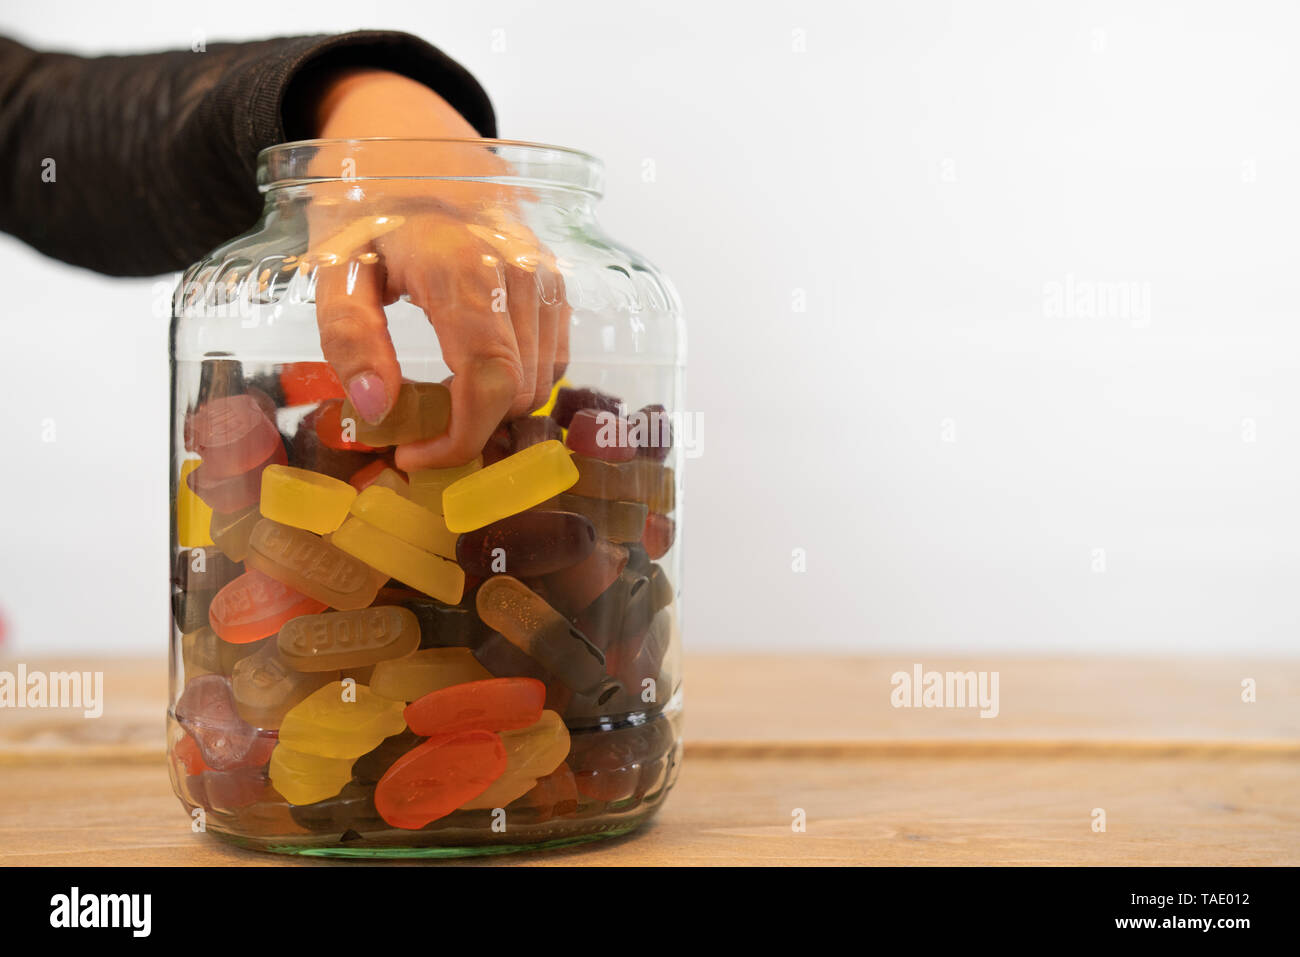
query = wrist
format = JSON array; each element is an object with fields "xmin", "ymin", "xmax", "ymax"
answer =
[{"xmin": 312, "ymin": 68, "xmax": 480, "ymax": 140}]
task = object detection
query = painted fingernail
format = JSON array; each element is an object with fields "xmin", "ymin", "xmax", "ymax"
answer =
[{"xmin": 347, "ymin": 372, "xmax": 389, "ymax": 425}]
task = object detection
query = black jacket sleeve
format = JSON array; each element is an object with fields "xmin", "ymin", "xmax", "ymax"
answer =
[{"xmin": 0, "ymin": 31, "xmax": 496, "ymax": 277}]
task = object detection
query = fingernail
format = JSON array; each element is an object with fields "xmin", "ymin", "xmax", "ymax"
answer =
[{"xmin": 347, "ymin": 372, "xmax": 389, "ymax": 425}]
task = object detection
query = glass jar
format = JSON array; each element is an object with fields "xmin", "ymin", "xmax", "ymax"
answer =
[{"xmin": 167, "ymin": 138, "xmax": 684, "ymax": 857}]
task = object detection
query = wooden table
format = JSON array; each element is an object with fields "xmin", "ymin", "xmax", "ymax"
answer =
[{"xmin": 1, "ymin": 655, "xmax": 1296, "ymax": 865}]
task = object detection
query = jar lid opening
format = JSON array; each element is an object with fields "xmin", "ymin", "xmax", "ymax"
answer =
[{"xmin": 257, "ymin": 137, "xmax": 604, "ymax": 197}]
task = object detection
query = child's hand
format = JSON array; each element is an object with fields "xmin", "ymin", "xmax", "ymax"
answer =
[{"xmin": 307, "ymin": 69, "xmax": 570, "ymax": 470}]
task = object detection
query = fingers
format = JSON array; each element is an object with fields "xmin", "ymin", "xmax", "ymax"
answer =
[
  {"xmin": 314, "ymin": 257, "xmax": 400, "ymax": 425},
  {"xmin": 504, "ymin": 261, "xmax": 542, "ymax": 414},
  {"xmin": 533, "ymin": 263, "xmax": 562, "ymax": 406},
  {"xmin": 379, "ymin": 213, "xmax": 572, "ymax": 470},
  {"xmin": 395, "ymin": 227, "xmax": 525, "ymax": 469},
  {"xmin": 542, "ymin": 264, "xmax": 570, "ymax": 383}
]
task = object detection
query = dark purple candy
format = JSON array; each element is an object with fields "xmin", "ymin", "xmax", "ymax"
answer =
[
  {"xmin": 568, "ymin": 716, "xmax": 675, "ymax": 774},
  {"xmin": 172, "ymin": 546, "xmax": 242, "ymax": 592},
  {"xmin": 399, "ymin": 598, "xmax": 484, "ymax": 649},
  {"xmin": 624, "ymin": 543, "xmax": 651, "ymax": 575},
  {"xmin": 551, "ymin": 387, "xmax": 623, "ymax": 429},
  {"xmin": 288, "ymin": 781, "xmax": 385, "ymax": 833},
  {"xmin": 352, "ymin": 730, "xmax": 423, "ymax": 783},
  {"xmin": 482, "ymin": 424, "xmax": 513, "ymax": 466},
  {"xmin": 471, "ymin": 631, "xmax": 574, "ymax": 713},
  {"xmin": 646, "ymin": 563, "xmax": 675, "ymax": 616},
  {"xmin": 574, "ymin": 570, "xmax": 651, "ymax": 653},
  {"xmin": 171, "ymin": 588, "xmax": 216, "ymax": 633},
  {"xmin": 632, "ymin": 404, "xmax": 673, "ymax": 462},
  {"xmin": 609, "ymin": 606, "xmax": 674, "ymax": 692},
  {"xmin": 542, "ymin": 540, "xmax": 629, "ymax": 618},
  {"xmin": 197, "ymin": 354, "xmax": 246, "ymax": 406},
  {"xmin": 456, "ymin": 510, "xmax": 596, "ymax": 578},
  {"xmin": 289, "ymin": 404, "xmax": 376, "ymax": 479},
  {"xmin": 245, "ymin": 370, "xmax": 287, "ymax": 408},
  {"xmin": 509, "ymin": 415, "xmax": 563, "ymax": 452}
]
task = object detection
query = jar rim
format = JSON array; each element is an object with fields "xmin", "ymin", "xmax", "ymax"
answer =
[{"xmin": 257, "ymin": 137, "xmax": 604, "ymax": 196}]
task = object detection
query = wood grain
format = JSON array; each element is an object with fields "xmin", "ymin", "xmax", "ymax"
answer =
[{"xmin": 0, "ymin": 655, "xmax": 1296, "ymax": 865}]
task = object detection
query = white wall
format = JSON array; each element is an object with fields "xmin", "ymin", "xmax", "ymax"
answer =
[{"xmin": 4, "ymin": 0, "xmax": 1300, "ymax": 656}]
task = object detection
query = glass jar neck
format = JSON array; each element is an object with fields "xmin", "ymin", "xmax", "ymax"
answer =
[{"xmin": 257, "ymin": 138, "xmax": 604, "ymax": 204}]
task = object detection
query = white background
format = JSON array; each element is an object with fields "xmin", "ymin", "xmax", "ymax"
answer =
[{"xmin": 3, "ymin": 0, "xmax": 1300, "ymax": 657}]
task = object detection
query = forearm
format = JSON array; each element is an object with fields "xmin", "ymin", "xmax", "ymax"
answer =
[{"xmin": 0, "ymin": 32, "xmax": 495, "ymax": 277}]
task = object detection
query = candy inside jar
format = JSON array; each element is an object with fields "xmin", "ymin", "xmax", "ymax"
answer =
[{"xmin": 169, "ymin": 359, "xmax": 682, "ymax": 856}]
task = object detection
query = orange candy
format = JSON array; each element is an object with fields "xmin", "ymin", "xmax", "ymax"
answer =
[
  {"xmin": 375, "ymin": 731, "xmax": 507, "ymax": 829},
  {"xmin": 174, "ymin": 733, "xmax": 210, "ymax": 776},
  {"xmin": 208, "ymin": 569, "xmax": 327, "ymax": 644},
  {"xmin": 280, "ymin": 362, "xmax": 345, "ymax": 405},
  {"xmin": 403, "ymin": 678, "xmax": 547, "ymax": 737}
]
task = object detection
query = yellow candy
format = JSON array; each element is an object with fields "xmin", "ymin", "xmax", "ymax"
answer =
[
  {"xmin": 332, "ymin": 516, "xmax": 465, "ymax": 604},
  {"xmin": 260, "ymin": 465, "xmax": 357, "ymax": 534},
  {"xmin": 177, "ymin": 459, "xmax": 215, "ymax": 547},
  {"xmin": 277, "ymin": 680, "xmax": 407, "ymax": 759},
  {"xmin": 532, "ymin": 377, "xmax": 571, "ymax": 418},
  {"xmin": 407, "ymin": 458, "xmax": 482, "ymax": 515},
  {"xmin": 369, "ymin": 648, "xmax": 493, "ymax": 702},
  {"xmin": 268, "ymin": 744, "xmax": 355, "ymax": 805},
  {"xmin": 442, "ymin": 441, "xmax": 578, "ymax": 534},
  {"xmin": 462, "ymin": 710, "xmax": 570, "ymax": 809},
  {"xmin": 350, "ymin": 486, "xmax": 458, "ymax": 558}
]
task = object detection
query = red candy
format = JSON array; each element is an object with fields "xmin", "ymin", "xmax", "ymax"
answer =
[
  {"xmin": 565, "ymin": 410, "xmax": 637, "ymax": 463},
  {"xmin": 175, "ymin": 674, "xmax": 276, "ymax": 771},
  {"xmin": 375, "ymin": 731, "xmax": 507, "ymax": 829},
  {"xmin": 404, "ymin": 678, "xmax": 547, "ymax": 736},
  {"xmin": 643, "ymin": 513, "xmax": 675, "ymax": 560},
  {"xmin": 280, "ymin": 362, "xmax": 345, "ymax": 405},
  {"xmin": 208, "ymin": 569, "xmax": 327, "ymax": 644},
  {"xmin": 188, "ymin": 395, "xmax": 280, "ymax": 478},
  {"xmin": 187, "ymin": 441, "xmax": 286, "ymax": 512}
]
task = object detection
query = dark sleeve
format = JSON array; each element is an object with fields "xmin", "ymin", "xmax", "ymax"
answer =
[{"xmin": 0, "ymin": 31, "xmax": 496, "ymax": 277}]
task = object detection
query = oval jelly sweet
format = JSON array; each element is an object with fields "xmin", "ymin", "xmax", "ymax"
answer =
[
  {"xmin": 455, "ymin": 509, "xmax": 596, "ymax": 578},
  {"xmin": 245, "ymin": 519, "xmax": 381, "ymax": 610},
  {"xmin": 404, "ymin": 677, "xmax": 547, "ymax": 736},
  {"xmin": 374, "ymin": 731, "xmax": 507, "ymax": 829},
  {"xmin": 277, "ymin": 606, "xmax": 420, "ymax": 672},
  {"xmin": 208, "ymin": 569, "xmax": 327, "ymax": 644}
]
